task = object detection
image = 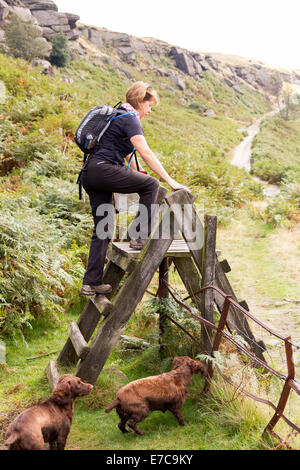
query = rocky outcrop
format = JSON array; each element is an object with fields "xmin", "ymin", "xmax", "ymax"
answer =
[
  {"xmin": 0, "ymin": 0, "xmax": 298, "ymax": 100},
  {"xmin": 0, "ymin": 0, "xmax": 80, "ymax": 46},
  {"xmin": 169, "ymin": 46, "xmax": 204, "ymax": 77}
]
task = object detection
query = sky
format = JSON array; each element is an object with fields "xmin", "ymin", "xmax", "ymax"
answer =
[{"xmin": 55, "ymin": 0, "xmax": 300, "ymax": 71}]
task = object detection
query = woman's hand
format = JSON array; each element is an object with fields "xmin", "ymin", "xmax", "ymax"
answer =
[{"xmin": 169, "ymin": 180, "xmax": 191, "ymax": 193}]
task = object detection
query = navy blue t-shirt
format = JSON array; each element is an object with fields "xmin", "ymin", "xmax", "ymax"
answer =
[{"xmin": 91, "ymin": 106, "xmax": 144, "ymax": 166}]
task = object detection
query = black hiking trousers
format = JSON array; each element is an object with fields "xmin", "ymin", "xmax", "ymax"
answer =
[{"xmin": 80, "ymin": 157, "xmax": 159, "ymax": 286}]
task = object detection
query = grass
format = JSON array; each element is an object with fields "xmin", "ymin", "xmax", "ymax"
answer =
[
  {"xmin": 251, "ymin": 106, "xmax": 300, "ymax": 184},
  {"xmin": 0, "ymin": 304, "xmax": 274, "ymax": 451}
]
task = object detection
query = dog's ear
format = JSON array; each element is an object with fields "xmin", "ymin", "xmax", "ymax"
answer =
[
  {"xmin": 51, "ymin": 377, "xmax": 72, "ymax": 406},
  {"xmin": 192, "ymin": 361, "xmax": 208, "ymax": 377},
  {"xmin": 172, "ymin": 356, "xmax": 183, "ymax": 370}
]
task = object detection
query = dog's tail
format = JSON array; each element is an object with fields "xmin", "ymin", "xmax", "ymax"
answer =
[
  {"xmin": 5, "ymin": 432, "xmax": 19, "ymax": 449},
  {"xmin": 105, "ymin": 398, "xmax": 120, "ymax": 413}
]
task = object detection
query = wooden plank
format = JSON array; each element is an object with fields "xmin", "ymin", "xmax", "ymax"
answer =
[
  {"xmin": 106, "ymin": 243, "xmax": 139, "ymax": 272},
  {"xmin": 90, "ymin": 294, "xmax": 112, "ymax": 317},
  {"xmin": 157, "ymin": 258, "xmax": 169, "ymax": 357},
  {"xmin": 165, "ymin": 191, "xmax": 203, "ymax": 269},
  {"xmin": 201, "ymin": 215, "xmax": 217, "ymax": 353},
  {"xmin": 46, "ymin": 360, "xmax": 59, "ymax": 391},
  {"xmin": 220, "ymin": 259, "xmax": 231, "ymax": 273},
  {"xmin": 68, "ymin": 322, "xmax": 90, "ymax": 360},
  {"xmin": 172, "ymin": 257, "xmax": 203, "ymax": 315},
  {"xmin": 76, "ymin": 205, "xmax": 176, "ymax": 385},
  {"xmin": 58, "ymin": 299, "xmax": 102, "ymax": 365},
  {"xmin": 102, "ymin": 261, "xmax": 126, "ymax": 300},
  {"xmin": 0, "ymin": 340, "xmax": 5, "ymax": 364}
]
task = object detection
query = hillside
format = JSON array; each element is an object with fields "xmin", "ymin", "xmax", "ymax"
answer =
[{"xmin": 0, "ymin": 0, "xmax": 299, "ymax": 452}]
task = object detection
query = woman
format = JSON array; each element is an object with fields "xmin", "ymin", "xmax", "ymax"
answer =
[{"xmin": 80, "ymin": 81, "xmax": 190, "ymax": 296}]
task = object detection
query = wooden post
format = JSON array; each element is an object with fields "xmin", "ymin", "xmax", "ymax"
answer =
[
  {"xmin": 201, "ymin": 215, "xmax": 217, "ymax": 353},
  {"xmin": 46, "ymin": 360, "xmax": 59, "ymax": 391},
  {"xmin": 157, "ymin": 258, "xmax": 169, "ymax": 357}
]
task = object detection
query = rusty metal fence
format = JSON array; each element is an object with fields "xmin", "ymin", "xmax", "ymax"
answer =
[{"xmin": 161, "ymin": 282, "xmax": 300, "ymax": 447}]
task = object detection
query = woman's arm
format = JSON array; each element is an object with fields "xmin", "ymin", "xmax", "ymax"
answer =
[{"xmin": 130, "ymin": 134, "xmax": 191, "ymax": 192}]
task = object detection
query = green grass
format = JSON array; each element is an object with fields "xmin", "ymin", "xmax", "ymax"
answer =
[
  {"xmin": 0, "ymin": 301, "xmax": 272, "ymax": 451},
  {"xmin": 251, "ymin": 106, "xmax": 300, "ymax": 184}
]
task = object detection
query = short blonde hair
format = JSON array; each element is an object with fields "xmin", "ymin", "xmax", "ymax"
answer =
[{"xmin": 126, "ymin": 81, "xmax": 159, "ymax": 109}]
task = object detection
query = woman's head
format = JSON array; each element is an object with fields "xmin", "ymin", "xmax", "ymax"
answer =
[{"xmin": 126, "ymin": 81, "xmax": 159, "ymax": 119}]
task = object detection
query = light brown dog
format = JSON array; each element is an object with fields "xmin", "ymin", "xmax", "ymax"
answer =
[
  {"xmin": 5, "ymin": 375, "xmax": 93, "ymax": 450},
  {"xmin": 105, "ymin": 356, "xmax": 207, "ymax": 435}
]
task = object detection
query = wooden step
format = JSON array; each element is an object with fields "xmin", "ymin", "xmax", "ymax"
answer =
[
  {"xmin": 107, "ymin": 239, "xmax": 220, "ymax": 273},
  {"xmin": 90, "ymin": 294, "xmax": 112, "ymax": 317},
  {"xmin": 68, "ymin": 322, "xmax": 90, "ymax": 360}
]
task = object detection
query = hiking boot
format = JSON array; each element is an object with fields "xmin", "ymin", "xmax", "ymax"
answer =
[
  {"xmin": 80, "ymin": 284, "xmax": 112, "ymax": 296},
  {"xmin": 129, "ymin": 238, "xmax": 148, "ymax": 250}
]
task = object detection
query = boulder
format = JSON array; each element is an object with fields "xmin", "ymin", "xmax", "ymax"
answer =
[
  {"xmin": 31, "ymin": 9, "xmax": 69, "ymax": 27},
  {"xmin": 21, "ymin": 0, "xmax": 58, "ymax": 11},
  {"xmin": 64, "ymin": 12, "xmax": 79, "ymax": 29},
  {"xmin": 170, "ymin": 73, "xmax": 185, "ymax": 90},
  {"xmin": 205, "ymin": 55, "xmax": 219, "ymax": 71},
  {"xmin": 204, "ymin": 109, "xmax": 216, "ymax": 117},
  {"xmin": 117, "ymin": 45, "xmax": 135, "ymax": 64},
  {"xmin": 10, "ymin": 5, "xmax": 32, "ymax": 21},
  {"xmin": 169, "ymin": 46, "xmax": 203, "ymax": 77},
  {"xmin": 65, "ymin": 27, "xmax": 79, "ymax": 41},
  {"xmin": 0, "ymin": 0, "xmax": 10, "ymax": 23},
  {"xmin": 233, "ymin": 85, "xmax": 243, "ymax": 94},
  {"xmin": 224, "ymin": 78, "xmax": 234, "ymax": 87},
  {"xmin": 32, "ymin": 57, "xmax": 52, "ymax": 70},
  {"xmin": 88, "ymin": 27, "xmax": 103, "ymax": 48}
]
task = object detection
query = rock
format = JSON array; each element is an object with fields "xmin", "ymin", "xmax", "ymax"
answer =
[
  {"xmin": 117, "ymin": 45, "xmax": 135, "ymax": 64},
  {"xmin": 31, "ymin": 9, "xmax": 69, "ymax": 27},
  {"xmin": 224, "ymin": 78, "xmax": 234, "ymax": 87},
  {"xmin": 88, "ymin": 27, "xmax": 103, "ymax": 48},
  {"xmin": 32, "ymin": 57, "xmax": 51, "ymax": 70},
  {"xmin": 170, "ymin": 74, "xmax": 185, "ymax": 90},
  {"xmin": 65, "ymin": 27, "xmax": 79, "ymax": 41},
  {"xmin": 205, "ymin": 55, "xmax": 219, "ymax": 71},
  {"xmin": 204, "ymin": 109, "xmax": 215, "ymax": 117},
  {"xmin": 102, "ymin": 56, "xmax": 114, "ymax": 67},
  {"xmin": 64, "ymin": 12, "xmax": 79, "ymax": 29},
  {"xmin": 10, "ymin": 5, "xmax": 32, "ymax": 21},
  {"xmin": 235, "ymin": 66, "xmax": 257, "ymax": 87},
  {"xmin": 233, "ymin": 85, "xmax": 243, "ymax": 94},
  {"xmin": 119, "ymin": 67, "xmax": 132, "ymax": 79},
  {"xmin": 169, "ymin": 46, "xmax": 203, "ymax": 77},
  {"xmin": 119, "ymin": 335, "xmax": 150, "ymax": 350},
  {"xmin": 0, "ymin": 0, "xmax": 10, "ymax": 24},
  {"xmin": 188, "ymin": 102, "xmax": 207, "ymax": 113},
  {"xmin": 192, "ymin": 53, "xmax": 209, "ymax": 71},
  {"xmin": 21, "ymin": 0, "xmax": 58, "ymax": 11}
]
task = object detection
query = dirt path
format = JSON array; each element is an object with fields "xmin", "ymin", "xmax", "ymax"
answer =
[{"xmin": 231, "ymin": 109, "xmax": 281, "ymax": 198}]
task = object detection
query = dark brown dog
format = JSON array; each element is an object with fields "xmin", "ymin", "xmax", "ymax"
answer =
[
  {"xmin": 105, "ymin": 356, "xmax": 207, "ymax": 435},
  {"xmin": 5, "ymin": 375, "xmax": 93, "ymax": 450}
]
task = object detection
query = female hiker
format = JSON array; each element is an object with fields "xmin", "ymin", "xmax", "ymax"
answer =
[{"xmin": 80, "ymin": 81, "xmax": 190, "ymax": 296}]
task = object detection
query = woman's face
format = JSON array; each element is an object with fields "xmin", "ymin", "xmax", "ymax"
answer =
[{"xmin": 138, "ymin": 100, "xmax": 154, "ymax": 120}]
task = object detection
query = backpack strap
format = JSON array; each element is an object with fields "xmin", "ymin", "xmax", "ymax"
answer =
[{"xmin": 76, "ymin": 152, "xmax": 88, "ymax": 200}]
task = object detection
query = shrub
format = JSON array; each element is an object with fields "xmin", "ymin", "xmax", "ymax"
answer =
[
  {"xmin": 49, "ymin": 31, "xmax": 70, "ymax": 68},
  {"xmin": 4, "ymin": 14, "xmax": 48, "ymax": 61}
]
